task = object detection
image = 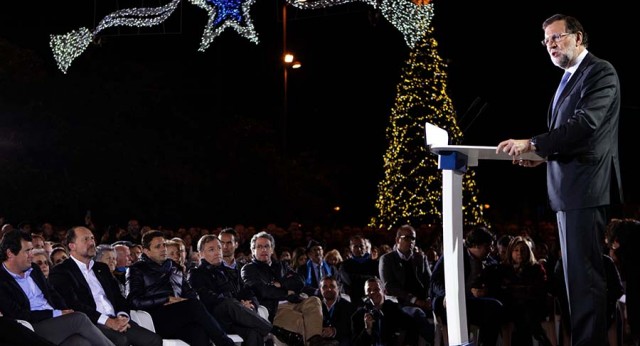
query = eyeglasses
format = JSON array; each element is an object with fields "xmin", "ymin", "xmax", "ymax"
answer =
[
  {"xmin": 541, "ymin": 33, "xmax": 572, "ymax": 47},
  {"xmin": 400, "ymin": 235, "xmax": 416, "ymax": 242}
]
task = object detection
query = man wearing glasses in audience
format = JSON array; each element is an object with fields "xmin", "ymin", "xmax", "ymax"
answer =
[{"xmin": 379, "ymin": 225, "xmax": 435, "ymax": 346}]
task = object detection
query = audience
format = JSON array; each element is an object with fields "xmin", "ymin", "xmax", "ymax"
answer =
[{"xmin": 1, "ymin": 212, "xmax": 637, "ymax": 346}]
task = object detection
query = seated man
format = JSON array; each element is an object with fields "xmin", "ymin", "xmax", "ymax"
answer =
[
  {"xmin": 126, "ymin": 230, "xmax": 235, "ymax": 346},
  {"xmin": 339, "ymin": 235, "xmax": 378, "ymax": 306},
  {"xmin": 49, "ymin": 226, "xmax": 162, "ymax": 346},
  {"xmin": 378, "ymin": 225, "xmax": 434, "ymax": 345},
  {"xmin": 319, "ymin": 276, "xmax": 356, "ymax": 346},
  {"xmin": 297, "ymin": 240, "xmax": 339, "ymax": 298},
  {"xmin": 189, "ymin": 234, "xmax": 303, "ymax": 346},
  {"xmin": 430, "ymin": 225, "xmax": 504, "ymax": 346},
  {"xmin": 242, "ymin": 231, "xmax": 338, "ymax": 346},
  {"xmin": 351, "ymin": 278, "xmax": 414, "ymax": 346},
  {"xmin": 0, "ymin": 229, "xmax": 115, "ymax": 346}
]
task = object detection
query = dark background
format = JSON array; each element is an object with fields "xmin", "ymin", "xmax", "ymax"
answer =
[{"xmin": 0, "ymin": 0, "xmax": 637, "ymax": 228}]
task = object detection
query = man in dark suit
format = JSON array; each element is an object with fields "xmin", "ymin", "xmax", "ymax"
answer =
[
  {"xmin": 351, "ymin": 278, "xmax": 413, "ymax": 346},
  {"xmin": 297, "ymin": 240, "xmax": 339, "ymax": 298},
  {"xmin": 319, "ymin": 276, "xmax": 355, "ymax": 346},
  {"xmin": 49, "ymin": 226, "xmax": 162, "ymax": 346},
  {"xmin": 0, "ymin": 229, "xmax": 115, "ymax": 346},
  {"xmin": 378, "ymin": 225, "xmax": 434, "ymax": 345},
  {"xmin": 497, "ymin": 13, "xmax": 622, "ymax": 346}
]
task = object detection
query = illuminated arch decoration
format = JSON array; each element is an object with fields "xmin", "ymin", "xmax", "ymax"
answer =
[{"xmin": 49, "ymin": 0, "xmax": 434, "ymax": 73}]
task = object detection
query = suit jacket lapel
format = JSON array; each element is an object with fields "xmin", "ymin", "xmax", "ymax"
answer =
[
  {"xmin": 0, "ymin": 267, "xmax": 30, "ymax": 306},
  {"xmin": 549, "ymin": 53, "xmax": 593, "ymax": 128}
]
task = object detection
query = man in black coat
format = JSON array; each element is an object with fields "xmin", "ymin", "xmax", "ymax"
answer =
[
  {"xmin": 49, "ymin": 226, "xmax": 162, "ymax": 346},
  {"xmin": 351, "ymin": 278, "xmax": 413, "ymax": 346},
  {"xmin": 339, "ymin": 235, "xmax": 378, "ymax": 306},
  {"xmin": 319, "ymin": 276, "xmax": 356, "ymax": 346},
  {"xmin": 241, "ymin": 231, "xmax": 337, "ymax": 346},
  {"xmin": 430, "ymin": 226, "xmax": 503, "ymax": 346},
  {"xmin": 127, "ymin": 230, "xmax": 234, "ymax": 346},
  {"xmin": 189, "ymin": 234, "xmax": 303, "ymax": 346},
  {"xmin": 0, "ymin": 229, "xmax": 114, "ymax": 346}
]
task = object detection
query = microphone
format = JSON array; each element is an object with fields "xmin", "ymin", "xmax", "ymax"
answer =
[{"xmin": 461, "ymin": 98, "xmax": 489, "ymax": 135}]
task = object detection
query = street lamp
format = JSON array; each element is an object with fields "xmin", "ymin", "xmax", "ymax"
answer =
[{"xmin": 281, "ymin": 1, "xmax": 301, "ymax": 154}]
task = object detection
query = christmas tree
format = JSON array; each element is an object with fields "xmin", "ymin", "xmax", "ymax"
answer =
[{"xmin": 371, "ymin": 27, "xmax": 485, "ymax": 229}]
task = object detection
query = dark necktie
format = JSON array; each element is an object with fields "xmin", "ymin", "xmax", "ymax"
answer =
[{"xmin": 553, "ymin": 71, "xmax": 571, "ymax": 109}]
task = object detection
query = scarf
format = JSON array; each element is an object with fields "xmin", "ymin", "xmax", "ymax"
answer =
[{"xmin": 305, "ymin": 259, "xmax": 332, "ymax": 286}]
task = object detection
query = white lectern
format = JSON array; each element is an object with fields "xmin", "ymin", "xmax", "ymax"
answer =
[{"xmin": 424, "ymin": 122, "xmax": 543, "ymax": 346}]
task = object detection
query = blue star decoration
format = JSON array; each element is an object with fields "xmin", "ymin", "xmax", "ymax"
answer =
[{"xmin": 189, "ymin": 0, "xmax": 259, "ymax": 51}]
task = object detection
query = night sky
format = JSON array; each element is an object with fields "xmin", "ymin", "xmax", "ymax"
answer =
[{"xmin": 0, "ymin": 0, "xmax": 637, "ymax": 228}]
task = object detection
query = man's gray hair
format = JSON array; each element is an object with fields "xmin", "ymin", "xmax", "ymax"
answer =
[
  {"xmin": 250, "ymin": 231, "xmax": 275, "ymax": 250},
  {"xmin": 95, "ymin": 244, "xmax": 115, "ymax": 262}
]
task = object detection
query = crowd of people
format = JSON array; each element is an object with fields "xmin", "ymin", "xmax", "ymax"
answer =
[{"xmin": 0, "ymin": 214, "xmax": 637, "ymax": 346}]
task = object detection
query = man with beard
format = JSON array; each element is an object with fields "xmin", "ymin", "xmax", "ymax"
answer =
[
  {"xmin": 49, "ymin": 226, "xmax": 162, "ymax": 346},
  {"xmin": 319, "ymin": 276, "xmax": 355, "ymax": 346}
]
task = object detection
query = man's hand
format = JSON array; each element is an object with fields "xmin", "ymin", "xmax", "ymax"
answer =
[
  {"xmin": 321, "ymin": 326, "xmax": 336, "ymax": 338},
  {"xmin": 61, "ymin": 309, "xmax": 75, "ymax": 315},
  {"xmin": 513, "ymin": 159, "xmax": 545, "ymax": 168},
  {"xmin": 415, "ymin": 298, "xmax": 432, "ymax": 310},
  {"xmin": 106, "ymin": 316, "xmax": 130, "ymax": 332},
  {"xmin": 165, "ymin": 296, "xmax": 187, "ymax": 305},
  {"xmin": 364, "ymin": 312, "xmax": 375, "ymax": 331},
  {"xmin": 240, "ymin": 299, "xmax": 255, "ymax": 310},
  {"xmin": 496, "ymin": 139, "xmax": 532, "ymax": 156}
]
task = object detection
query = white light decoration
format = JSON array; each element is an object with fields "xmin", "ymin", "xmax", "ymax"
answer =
[
  {"xmin": 50, "ymin": 0, "xmax": 434, "ymax": 73},
  {"xmin": 50, "ymin": 0, "xmax": 182, "ymax": 74},
  {"xmin": 287, "ymin": 0, "xmax": 433, "ymax": 49}
]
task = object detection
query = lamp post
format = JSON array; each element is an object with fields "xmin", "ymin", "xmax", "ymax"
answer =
[{"xmin": 281, "ymin": 1, "xmax": 301, "ymax": 155}]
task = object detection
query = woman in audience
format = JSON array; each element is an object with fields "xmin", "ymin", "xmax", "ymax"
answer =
[
  {"xmin": 324, "ymin": 249, "xmax": 343, "ymax": 269},
  {"xmin": 291, "ymin": 246, "xmax": 308, "ymax": 271},
  {"xmin": 31, "ymin": 249, "xmax": 52, "ymax": 278},
  {"xmin": 49, "ymin": 247, "xmax": 69, "ymax": 267},
  {"xmin": 166, "ymin": 239, "xmax": 187, "ymax": 272},
  {"xmin": 95, "ymin": 244, "xmax": 126, "ymax": 297},
  {"xmin": 492, "ymin": 236, "xmax": 553, "ymax": 346}
]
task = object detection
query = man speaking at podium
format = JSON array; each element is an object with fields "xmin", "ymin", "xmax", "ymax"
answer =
[{"xmin": 496, "ymin": 13, "xmax": 622, "ymax": 346}]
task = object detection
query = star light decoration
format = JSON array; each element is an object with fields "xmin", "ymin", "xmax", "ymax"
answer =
[{"xmin": 50, "ymin": 0, "xmax": 434, "ymax": 74}]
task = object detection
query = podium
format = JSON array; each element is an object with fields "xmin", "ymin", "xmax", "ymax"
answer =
[{"xmin": 424, "ymin": 122, "xmax": 543, "ymax": 345}]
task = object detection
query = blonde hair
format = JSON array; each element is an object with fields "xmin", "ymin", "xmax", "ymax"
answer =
[{"xmin": 324, "ymin": 249, "xmax": 343, "ymax": 265}]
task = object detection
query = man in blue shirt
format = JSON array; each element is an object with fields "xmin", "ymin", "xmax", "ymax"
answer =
[{"xmin": 0, "ymin": 229, "xmax": 114, "ymax": 346}]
